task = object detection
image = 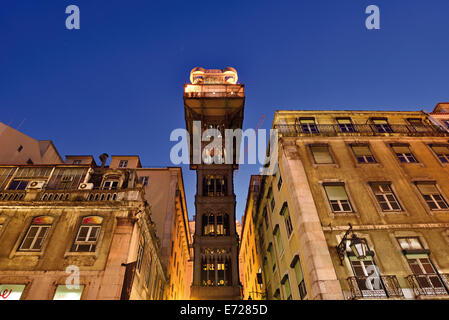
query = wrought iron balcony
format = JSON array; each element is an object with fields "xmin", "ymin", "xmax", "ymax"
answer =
[
  {"xmin": 347, "ymin": 275, "xmax": 404, "ymax": 299},
  {"xmin": 275, "ymin": 123, "xmax": 449, "ymax": 137},
  {"xmin": 406, "ymin": 274, "xmax": 449, "ymax": 297}
]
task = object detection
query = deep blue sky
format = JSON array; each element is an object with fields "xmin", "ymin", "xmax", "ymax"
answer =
[{"xmin": 1, "ymin": 1, "xmax": 449, "ymax": 222}]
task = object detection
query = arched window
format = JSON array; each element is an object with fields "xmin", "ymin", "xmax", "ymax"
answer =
[
  {"xmin": 71, "ymin": 216, "xmax": 103, "ymax": 252},
  {"xmin": 19, "ymin": 216, "xmax": 54, "ymax": 251}
]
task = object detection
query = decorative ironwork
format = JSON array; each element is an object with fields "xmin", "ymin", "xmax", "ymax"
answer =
[
  {"xmin": 347, "ymin": 275, "xmax": 403, "ymax": 299},
  {"xmin": 0, "ymin": 191, "xmax": 25, "ymax": 201},
  {"xmin": 406, "ymin": 274, "xmax": 449, "ymax": 296},
  {"xmin": 275, "ymin": 123, "xmax": 449, "ymax": 137}
]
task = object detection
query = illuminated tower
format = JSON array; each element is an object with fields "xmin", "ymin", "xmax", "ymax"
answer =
[{"xmin": 184, "ymin": 67, "xmax": 245, "ymax": 299}]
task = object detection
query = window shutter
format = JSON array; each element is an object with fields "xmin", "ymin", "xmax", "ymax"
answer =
[
  {"xmin": 324, "ymin": 185, "xmax": 349, "ymax": 201},
  {"xmin": 416, "ymin": 183, "xmax": 438, "ymax": 195},
  {"xmin": 352, "ymin": 145, "xmax": 371, "ymax": 156},
  {"xmin": 311, "ymin": 146, "xmax": 333, "ymax": 164}
]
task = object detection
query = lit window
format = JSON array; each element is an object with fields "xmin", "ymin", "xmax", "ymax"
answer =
[
  {"xmin": 53, "ymin": 285, "xmax": 84, "ymax": 300},
  {"xmin": 430, "ymin": 144, "xmax": 449, "ymax": 163},
  {"xmin": 298, "ymin": 118, "xmax": 319, "ymax": 134},
  {"xmin": 416, "ymin": 182, "xmax": 448, "ymax": 210},
  {"xmin": 370, "ymin": 183, "xmax": 402, "ymax": 211},
  {"xmin": 0, "ymin": 284, "xmax": 26, "ymax": 300},
  {"xmin": 372, "ymin": 118, "xmax": 393, "ymax": 133},
  {"xmin": 118, "ymin": 160, "xmax": 128, "ymax": 168},
  {"xmin": 397, "ymin": 237, "xmax": 423, "ymax": 250},
  {"xmin": 337, "ymin": 118, "xmax": 356, "ymax": 132},
  {"xmin": 19, "ymin": 216, "xmax": 54, "ymax": 251},
  {"xmin": 310, "ymin": 145, "xmax": 334, "ymax": 164},
  {"xmin": 391, "ymin": 144, "xmax": 418, "ymax": 163},
  {"xmin": 323, "ymin": 184, "xmax": 353, "ymax": 213},
  {"xmin": 351, "ymin": 144, "xmax": 376, "ymax": 163},
  {"xmin": 71, "ymin": 216, "xmax": 103, "ymax": 252}
]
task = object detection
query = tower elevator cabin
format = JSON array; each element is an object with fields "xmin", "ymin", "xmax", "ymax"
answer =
[{"xmin": 184, "ymin": 67, "xmax": 245, "ymax": 299}]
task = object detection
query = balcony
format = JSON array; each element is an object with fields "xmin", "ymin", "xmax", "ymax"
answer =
[
  {"xmin": 0, "ymin": 188, "xmax": 142, "ymax": 203},
  {"xmin": 275, "ymin": 124, "xmax": 449, "ymax": 138},
  {"xmin": 406, "ymin": 274, "xmax": 449, "ymax": 297},
  {"xmin": 184, "ymin": 84, "xmax": 245, "ymax": 99},
  {"xmin": 347, "ymin": 275, "xmax": 404, "ymax": 299}
]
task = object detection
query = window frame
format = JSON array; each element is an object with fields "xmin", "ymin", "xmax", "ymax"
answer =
[
  {"xmin": 369, "ymin": 182, "xmax": 402, "ymax": 212},
  {"xmin": 415, "ymin": 182, "xmax": 449, "ymax": 211},
  {"xmin": 18, "ymin": 217, "xmax": 54, "ymax": 252},
  {"xmin": 309, "ymin": 144, "xmax": 335, "ymax": 165},
  {"xmin": 322, "ymin": 183, "xmax": 354, "ymax": 213}
]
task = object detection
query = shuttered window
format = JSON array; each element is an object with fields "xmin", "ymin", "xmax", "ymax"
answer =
[
  {"xmin": 323, "ymin": 184, "xmax": 353, "ymax": 212},
  {"xmin": 310, "ymin": 145, "xmax": 333, "ymax": 164},
  {"xmin": 416, "ymin": 182, "xmax": 448, "ymax": 210},
  {"xmin": 351, "ymin": 144, "xmax": 376, "ymax": 163}
]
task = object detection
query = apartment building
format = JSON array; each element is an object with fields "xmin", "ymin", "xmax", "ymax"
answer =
[
  {"xmin": 429, "ymin": 102, "xmax": 449, "ymax": 132},
  {"xmin": 243, "ymin": 109, "xmax": 449, "ymax": 300},
  {"xmin": 0, "ymin": 163, "xmax": 166, "ymax": 300}
]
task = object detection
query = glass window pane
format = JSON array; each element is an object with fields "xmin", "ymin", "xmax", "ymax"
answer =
[
  {"xmin": 53, "ymin": 285, "xmax": 84, "ymax": 300},
  {"xmin": 0, "ymin": 284, "xmax": 26, "ymax": 300}
]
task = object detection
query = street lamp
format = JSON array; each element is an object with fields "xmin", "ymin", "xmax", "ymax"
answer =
[{"xmin": 336, "ymin": 224, "xmax": 370, "ymax": 265}]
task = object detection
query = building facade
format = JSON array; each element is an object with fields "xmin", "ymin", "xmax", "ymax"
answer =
[
  {"xmin": 0, "ymin": 163, "xmax": 166, "ymax": 300},
  {"xmin": 242, "ymin": 109, "xmax": 449, "ymax": 300},
  {"xmin": 184, "ymin": 67, "xmax": 244, "ymax": 299},
  {"xmin": 429, "ymin": 102, "xmax": 449, "ymax": 132}
]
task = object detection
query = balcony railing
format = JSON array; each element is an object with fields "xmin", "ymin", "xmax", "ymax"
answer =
[
  {"xmin": 0, "ymin": 188, "xmax": 141, "ymax": 202},
  {"xmin": 406, "ymin": 274, "xmax": 449, "ymax": 297},
  {"xmin": 184, "ymin": 84, "xmax": 245, "ymax": 98},
  {"xmin": 347, "ymin": 275, "xmax": 404, "ymax": 299},
  {"xmin": 275, "ymin": 124, "xmax": 449, "ymax": 137}
]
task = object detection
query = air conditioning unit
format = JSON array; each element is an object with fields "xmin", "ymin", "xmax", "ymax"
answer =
[
  {"xmin": 61, "ymin": 176, "xmax": 74, "ymax": 182},
  {"xmin": 27, "ymin": 180, "xmax": 46, "ymax": 190},
  {"xmin": 78, "ymin": 182, "xmax": 94, "ymax": 190}
]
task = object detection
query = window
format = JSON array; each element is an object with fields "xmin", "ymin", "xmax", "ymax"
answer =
[
  {"xmin": 351, "ymin": 144, "xmax": 376, "ymax": 163},
  {"xmin": 137, "ymin": 235, "xmax": 145, "ymax": 272},
  {"xmin": 53, "ymin": 285, "xmax": 84, "ymax": 300},
  {"xmin": 17, "ymin": 145, "xmax": 23, "ymax": 152},
  {"xmin": 270, "ymin": 197, "xmax": 275, "ymax": 211},
  {"xmin": 145, "ymin": 256, "xmax": 153, "ymax": 287},
  {"xmin": 323, "ymin": 184, "xmax": 353, "ymax": 213},
  {"xmin": 71, "ymin": 216, "xmax": 103, "ymax": 252},
  {"xmin": 430, "ymin": 144, "xmax": 449, "ymax": 163},
  {"xmin": 203, "ymin": 175, "xmax": 227, "ymax": 196},
  {"xmin": 407, "ymin": 118, "xmax": 430, "ymax": 132},
  {"xmin": 407, "ymin": 257, "xmax": 446, "ymax": 294},
  {"xmin": 391, "ymin": 144, "xmax": 418, "ymax": 163},
  {"xmin": 371, "ymin": 118, "xmax": 393, "ymax": 133},
  {"xmin": 443, "ymin": 120, "xmax": 449, "ymax": 130},
  {"xmin": 0, "ymin": 284, "xmax": 26, "ymax": 300},
  {"xmin": 280, "ymin": 202, "xmax": 293, "ymax": 237},
  {"xmin": 102, "ymin": 176, "xmax": 119, "ymax": 190},
  {"xmin": 8, "ymin": 180, "xmax": 29, "ymax": 190},
  {"xmin": 310, "ymin": 145, "xmax": 334, "ymax": 164},
  {"xmin": 298, "ymin": 118, "xmax": 319, "ymax": 134},
  {"xmin": 291, "ymin": 255, "xmax": 306, "ymax": 299},
  {"xmin": 370, "ymin": 183, "xmax": 402, "ymax": 211},
  {"xmin": 202, "ymin": 213, "xmax": 229, "ymax": 236},
  {"xmin": 277, "ymin": 175, "xmax": 283, "ymax": 190},
  {"xmin": 416, "ymin": 182, "xmax": 448, "ymax": 210},
  {"xmin": 281, "ymin": 274, "xmax": 292, "ymax": 300},
  {"xmin": 397, "ymin": 237, "xmax": 423, "ymax": 250},
  {"xmin": 268, "ymin": 242, "xmax": 276, "ymax": 271},
  {"xmin": 273, "ymin": 225, "xmax": 283, "ymax": 253},
  {"xmin": 337, "ymin": 118, "xmax": 356, "ymax": 132},
  {"xmin": 350, "ymin": 258, "xmax": 385, "ymax": 295},
  {"xmin": 118, "ymin": 160, "xmax": 128, "ymax": 168},
  {"xmin": 263, "ymin": 207, "xmax": 269, "ymax": 229},
  {"xmin": 139, "ymin": 176, "xmax": 149, "ymax": 186},
  {"xmin": 19, "ymin": 216, "xmax": 54, "ymax": 251}
]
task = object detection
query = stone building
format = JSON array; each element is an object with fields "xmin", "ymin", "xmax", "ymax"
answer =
[
  {"xmin": 0, "ymin": 162, "xmax": 166, "ymax": 300},
  {"xmin": 429, "ymin": 102, "xmax": 449, "ymax": 132},
  {"xmin": 242, "ymin": 109, "xmax": 449, "ymax": 300},
  {"xmin": 0, "ymin": 122, "xmax": 62, "ymax": 165}
]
